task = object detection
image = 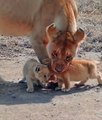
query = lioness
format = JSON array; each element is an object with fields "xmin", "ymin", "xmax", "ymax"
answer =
[
  {"xmin": 0, "ymin": 0, "xmax": 80, "ymax": 66},
  {"xmin": 22, "ymin": 59, "xmax": 50, "ymax": 92},
  {"xmin": 56, "ymin": 60, "xmax": 102, "ymax": 91}
]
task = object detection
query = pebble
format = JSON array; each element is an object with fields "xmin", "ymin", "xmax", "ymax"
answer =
[{"xmin": 11, "ymin": 94, "xmax": 17, "ymax": 99}]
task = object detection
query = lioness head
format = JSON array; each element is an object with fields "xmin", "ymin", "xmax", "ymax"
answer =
[
  {"xmin": 33, "ymin": 64, "xmax": 50, "ymax": 86},
  {"xmin": 46, "ymin": 23, "xmax": 86, "ymax": 73}
]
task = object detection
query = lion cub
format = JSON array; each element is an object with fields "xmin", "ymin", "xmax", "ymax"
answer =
[
  {"xmin": 23, "ymin": 59, "xmax": 50, "ymax": 92},
  {"xmin": 57, "ymin": 59, "xmax": 102, "ymax": 91}
]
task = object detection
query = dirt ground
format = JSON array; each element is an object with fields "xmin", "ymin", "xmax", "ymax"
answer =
[{"xmin": 0, "ymin": 0, "xmax": 102, "ymax": 120}]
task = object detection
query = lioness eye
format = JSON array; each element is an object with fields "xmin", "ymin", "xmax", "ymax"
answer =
[
  {"xmin": 65, "ymin": 56, "xmax": 73, "ymax": 62},
  {"xmin": 51, "ymin": 51, "xmax": 58, "ymax": 58}
]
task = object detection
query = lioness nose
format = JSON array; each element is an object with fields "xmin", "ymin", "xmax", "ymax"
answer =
[{"xmin": 55, "ymin": 64, "xmax": 64, "ymax": 73}]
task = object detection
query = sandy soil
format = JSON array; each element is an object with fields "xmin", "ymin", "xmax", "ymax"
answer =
[{"xmin": 0, "ymin": 0, "xmax": 102, "ymax": 120}]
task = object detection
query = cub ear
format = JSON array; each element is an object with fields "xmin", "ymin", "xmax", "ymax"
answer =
[
  {"xmin": 42, "ymin": 58, "xmax": 51, "ymax": 65},
  {"xmin": 46, "ymin": 23, "xmax": 60, "ymax": 41},
  {"xmin": 73, "ymin": 28, "xmax": 86, "ymax": 44}
]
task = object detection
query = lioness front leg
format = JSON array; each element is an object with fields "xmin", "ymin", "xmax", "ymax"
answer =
[
  {"xmin": 30, "ymin": 5, "xmax": 53, "ymax": 65},
  {"xmin": 31, "ymin": 33, "xmax": 50, "ymax": 65}
]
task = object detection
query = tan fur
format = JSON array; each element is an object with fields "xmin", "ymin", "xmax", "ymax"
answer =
[
  {"xmin": 56, "ymin": 60, "xmax": 102, "ymax": 91},
  {"xmin": 23, "ymin": 59, "xmax": 50, "ymax": 92},
  {"xmin": 46, "ymin": 24, "xmax": 86, "ymax": 73},
  {"xmin": 0, "ymin": 0, "xmax": 78, "ymax": 64}
]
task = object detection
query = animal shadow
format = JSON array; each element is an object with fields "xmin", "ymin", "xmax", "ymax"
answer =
[{"xmin": 0, "ymin": 76, "xmax": 101, "ymax": 105}]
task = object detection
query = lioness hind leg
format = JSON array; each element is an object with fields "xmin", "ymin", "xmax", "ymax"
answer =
[{"xmin": 26, "ymin": 75, "xmax": 34, "ymax": 93}]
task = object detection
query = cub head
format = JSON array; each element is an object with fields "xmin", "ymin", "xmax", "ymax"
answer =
[
  {"xmin": 33, "ymin": 64, "xmax": 50, "ymax": 86},
  {"xmin": 46, "ymin": 23, "xmax": 86, "ymax": 73}
]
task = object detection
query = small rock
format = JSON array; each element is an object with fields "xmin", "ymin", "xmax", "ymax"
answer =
[
  {"xmin": 11, "ymin": 94, "xmax": 17, "ymax": 99},
  {"xmin": 52, "ymin": 103, "xmax": 56, "ymax": 106},
  {"xmin": 78, "ymin": 103, "xmax": 80, "ymax": 106},
  {"xmin": 95, "ymin": 87, "xmax": 100, "ymax": 92},
  {"xmin": 87, "ymin": 32, "xmax": 93, "ymax": 37}
]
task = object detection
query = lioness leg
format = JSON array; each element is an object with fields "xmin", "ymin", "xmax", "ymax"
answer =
[{"xmin": 31, "ymin": 6, "xmax": 54, "ymax": 65}]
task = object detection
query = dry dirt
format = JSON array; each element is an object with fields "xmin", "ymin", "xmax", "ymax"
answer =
[{"xmin": 0, "ymin": 0, "xmax": 102, "ymax": 120}]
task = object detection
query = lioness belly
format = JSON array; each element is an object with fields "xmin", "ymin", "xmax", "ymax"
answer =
[
  {"xmin": 0, "ymin": 0, "xmax": 43, "ymax": 36},
  {"xmin": 0, "ymin": 18, "xmax": 33, "ymax": 36}
]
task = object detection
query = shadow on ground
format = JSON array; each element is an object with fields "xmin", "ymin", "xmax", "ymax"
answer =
[{"xmin": 0, "ymin": 76, "xmax": 101, "ymax": 105}]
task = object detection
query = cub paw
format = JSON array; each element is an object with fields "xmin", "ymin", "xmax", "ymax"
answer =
[
  {"xmin": 61, "ymin": 88, "xmax": 69, "ymax": 92},
  {"xmin": 26, "ymin": 88, "xmax": 34, "ymax": 93}
]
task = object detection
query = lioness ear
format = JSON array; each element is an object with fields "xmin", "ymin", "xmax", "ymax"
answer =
[
  {"xmin": 46, "ymin": 23, "xmax": 60, "ymax": 41},
  {"xmin": 74, "ymin": 28, "xmax": 86, "ymax": 44}
]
